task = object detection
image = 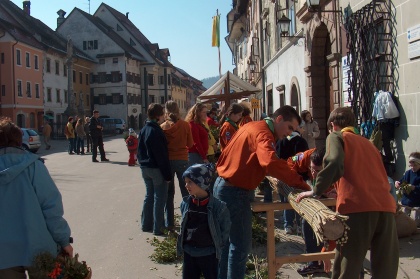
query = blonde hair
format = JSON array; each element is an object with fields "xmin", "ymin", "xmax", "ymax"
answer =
[
  {"xmin": 185, "ymin": 103, "xmax": 206, "ymax": 123},
  {"xmin": 165, "ymin": 101, "xmax": 180, "ymax": 122}
]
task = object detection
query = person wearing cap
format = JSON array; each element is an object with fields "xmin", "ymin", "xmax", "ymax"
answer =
[
  {"xmin": 395, "ymin": 152, "xmax": 420, "ymax": 207},
  {"xmin": 126, "ymin": 128, "xmax": 138, "ymax": 166},
  {"xmin": 177, "ymin": 163, "xmax": 230, "ymax": 279}
]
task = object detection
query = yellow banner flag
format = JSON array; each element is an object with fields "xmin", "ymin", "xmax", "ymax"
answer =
[{"xmin": 212, "ymin": 15, "xmax": 220, "ymax": 47}]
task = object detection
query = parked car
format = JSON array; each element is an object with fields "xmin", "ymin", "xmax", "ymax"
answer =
[
  {"xmin": 101, "ymin": 118, "xmax": 126, "ymax": 134},
  {"xmin": 21, "ymin": 128, "xmax": 41, "ymax": 153}
]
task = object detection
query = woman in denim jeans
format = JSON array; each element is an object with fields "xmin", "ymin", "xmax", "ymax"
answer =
[
  {"xmin": 138, "ymin": 104, "xmax": 172, "ymax": 236},
  {"xmin": 161, "ymin": 101, "xmax": 193, "ymax": 230}
]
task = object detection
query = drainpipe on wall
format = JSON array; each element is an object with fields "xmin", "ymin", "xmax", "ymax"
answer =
[
  {"xmin": 12, "ymin": 41, "xmax": 18, "ymax": 114},
  {"xmin": 164, "ymin": 67, "xmax": 168, "ymax": 102},
  {"xmin": 259, "ymin": 0, "xmax": 266, "ymax": 113},
  {"xmin": 142, "ymin": 67, "xmax": 148, "ymax": 125}
]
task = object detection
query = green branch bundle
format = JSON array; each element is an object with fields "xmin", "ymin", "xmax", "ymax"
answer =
[
  {"xmin": 396, "ymin": 181, "xmax": 413, "ymax": 200},
  {"xmin": 266, "ymin": 176, "xmax": 350, "ymax": 246}
]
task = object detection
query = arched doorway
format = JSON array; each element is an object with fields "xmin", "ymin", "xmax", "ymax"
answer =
[
  {"xmin": 290, "ymin": 83, "xmax": 300, "ymax": 113},
  {"xmin": 308, "ymin": 23, "xmax": 333, "ymax": 147}
]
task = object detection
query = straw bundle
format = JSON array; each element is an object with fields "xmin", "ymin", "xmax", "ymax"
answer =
[{"xmin": 266, "ymin": 176, "xmax": 350, "ymax": 246}]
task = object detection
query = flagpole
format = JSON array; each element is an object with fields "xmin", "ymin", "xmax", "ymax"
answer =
[{"xmin": 216, "ymin": 9, "xmax": 222, "ymax": 78}]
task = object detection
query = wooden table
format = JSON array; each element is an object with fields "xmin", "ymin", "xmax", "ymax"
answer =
[{"xmin": 251, "ymin": 199, "xmax": 337, "ymax": 278}]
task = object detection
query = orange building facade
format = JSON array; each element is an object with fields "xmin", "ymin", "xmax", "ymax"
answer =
[{"xmin": 0, "ymin": 40, "xmax": 44, "ymax": 129}]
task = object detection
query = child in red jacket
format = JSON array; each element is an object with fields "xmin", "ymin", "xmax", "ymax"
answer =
[{"xmin": 126, "ymin": 128, "xmax": 138, "ymax": 166}]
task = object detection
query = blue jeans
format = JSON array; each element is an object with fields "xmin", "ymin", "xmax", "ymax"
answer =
[
  {"xmin": 76, "ymin": 137, "xmax": 84, "ymax": 154},
  {"xmin": 141, "ymin": 167, "xmax": 168, "ymax": 235},
  {"xmin": 68, "ymin": 138, "xmax": 76, "ymax": 154},
  {"xmin": 302, "ymin": 218, "xmax": 322, "ymax": 265},
  {"xmin": 188, "ymin": 152, "xmax": 204, "ymax": 166},
  {"xmin": 165, "ymin": 160, "xmax": 188, "ymax": 228},
  {"xmin": 213, "ymin": 177, "xmax": 252, "ymax": 279},
  {"xmin": 280, "ymin": 194, "xmax": 301, "ymax": 229}
]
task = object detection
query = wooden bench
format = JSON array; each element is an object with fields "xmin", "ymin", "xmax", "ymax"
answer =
[{"xmin": 251, "ymin": 199, "xmax": 337, "ymax": 278}]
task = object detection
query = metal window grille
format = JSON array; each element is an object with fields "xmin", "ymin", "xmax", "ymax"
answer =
[{"xmin": 345, "ymin": 0, "xmax": 397, "ymax": 126}]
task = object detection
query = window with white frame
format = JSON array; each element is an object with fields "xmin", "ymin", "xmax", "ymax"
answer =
[
  {"xmin": 26, "ymin": 52, "xmax": 30, "ymax": 67},
  {"xmin": 47, "ymin": 88, "xmax": 52, "ymax": 102},
  {"xmin": 34, "ymin": 55, "xmax": 39, "ymax": 70},
  {"xmin": 26, "ymin": 82, "xmax": 31, "ymax": 97},
  {"xmin": 55, "ymin": 61, "xmax": 60, "ymax": 75},
  {"xmin": 35, "ymin": 84, "xmax": 40, "ymax": 98},
  {"xmin": 17, "ymin": 80, "xmax": 22, "ymax": 97},
  {"xmin": 64, "ymin": 90, "xmax": 68, "ymax": 103},
  {"xmin": 46, "ymin": 59, "xmax": 51, "ymax": 73},
  {"xmin": 16, "ymin": 49, "xmax": 21, "ymax": 66},
  {"xmin": 56, "ymin": 89, "xmax": 61, "ymax": 103}
]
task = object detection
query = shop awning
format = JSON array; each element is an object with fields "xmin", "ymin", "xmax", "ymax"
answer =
[
  {"xmin": 197, "ymin": 71, "xmax": 260, "ymax": 105},
  {"xmin": 43, "ymin": 115, "xmax": 54, "ymax": 120}
]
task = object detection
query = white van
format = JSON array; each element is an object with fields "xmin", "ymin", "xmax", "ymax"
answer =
[{"xmin": 101, "ymin": 118, "xmax": 126, "ymax": 134}]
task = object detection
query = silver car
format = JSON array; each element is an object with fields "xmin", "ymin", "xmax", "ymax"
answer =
[{"xmin": 21, "ymin": 128, "xmax": 41, "ymax": 153}]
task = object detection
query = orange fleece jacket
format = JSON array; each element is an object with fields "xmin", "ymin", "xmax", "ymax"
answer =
[
  {"xmin": 217, "ymin": 120, "xmax": 311, "ymax": 191},
  {"xmin": 219, "ymin": 121, "xmax": 238, "ymax": 151},
  {"xmin": 161, "ymin": 119, "xmax": 193, "ymax": 161},
  {"xmin": 314, "ymin": 131, "xmax": 396, "ymax": 215}
]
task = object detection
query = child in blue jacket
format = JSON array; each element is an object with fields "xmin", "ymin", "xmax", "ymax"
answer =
[{"xmin": 177, "ymin": 164, "xmax": 230, "ymax": 279}]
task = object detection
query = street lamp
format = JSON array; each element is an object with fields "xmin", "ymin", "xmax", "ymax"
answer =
[
  {"xmin": 277, "ymin": 14, "xmax": 291, "ymax": 36},
  {"xmin": 306, "ymin": 0, "xmax": 342, "ymax": 14},
  {"xmin": 248, "ymin": 59, "xmax": 261, "ymax": 74},
  {"xmin": 277, "ymin": 14, "xmax": 304, "ymax": 39}
]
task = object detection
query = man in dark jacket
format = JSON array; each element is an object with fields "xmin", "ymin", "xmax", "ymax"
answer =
[{"xmin": 89, "ymin": 110, "xmax": 109, "ymax": 162}]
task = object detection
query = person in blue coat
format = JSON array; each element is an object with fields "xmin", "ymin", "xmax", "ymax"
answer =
[
  {"xmin": 0, "ymin": 117, "xmax": 72, "ymax": 278},
  {"xmin": 138, "ymin": 103, "xmax": 172, "ymax": 235},
  {"xmin": 396, "ymin": 152, "xmax": 420, "ymax": 207}
]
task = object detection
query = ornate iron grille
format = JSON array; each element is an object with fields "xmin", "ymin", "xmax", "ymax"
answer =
[{"xmin": 344, "ymin": 0, "xmax": 397, "ymax": 127}]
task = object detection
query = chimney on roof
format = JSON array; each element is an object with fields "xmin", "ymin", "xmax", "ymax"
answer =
[
  {"xmin": 23, "ymin": 1, "xmax": 31, "ymax": 15},
  {"xmin": 57, "ymin": 9, "xmax": 67, "ymax": 28},
  {"xmin": 126, "ymin": 12, "xmax": 129, "ymax": 19}
]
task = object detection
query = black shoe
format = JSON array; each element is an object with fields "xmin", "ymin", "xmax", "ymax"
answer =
[
  {"xmin": 297, "ymin": 264, "xmax": 325, "ymax": 275},
  {"xmin": 69, "ymin": 152, "xmax": 74, "ymax": 155},
  {"xmin": 92, "ymin": 159, "xmax": 99, "ymax": 162},
  {"xmin": 101, "ymin": 158, "xmax": 109, "ymax": 162}
]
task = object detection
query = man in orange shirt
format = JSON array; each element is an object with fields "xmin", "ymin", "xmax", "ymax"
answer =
[{"xmin": 214, "ymin": 105, "xmax": 311, "ymax": 279}]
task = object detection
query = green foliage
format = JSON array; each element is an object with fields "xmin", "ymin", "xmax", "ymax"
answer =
[
  {"xmin": 252, "ymin": 214, "xmax": 280, "ymax": 245},
  {"xmin": 148, "ymin": 232, "xmax": 181, "ymax": 264},
  {"xmin": 397, "ymin": 181, "xmax": 414, "ymax": 200},
  {"xmin": 30, "ymin": 252, "xmax": 56, "ymax": 278},
  {"xmin": 245, "ymin": 255, "xmax": 281, "ymax": 279},
  {"xmin": 62, "ymin": 254, "xmax": 90, "ymax": 279},
  {"xmin": 30, "ymin": 252, "xmax": 89, "ymax": 279}
]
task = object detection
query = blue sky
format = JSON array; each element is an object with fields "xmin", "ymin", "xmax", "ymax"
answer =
[{"xmin": 10, "ymin": 0, "xmax": 234, "ymax": 80}]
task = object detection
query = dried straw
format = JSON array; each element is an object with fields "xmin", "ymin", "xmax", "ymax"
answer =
[{"xmin": 266, "ymin": 176, "xmax": 350, "ymax": 246}]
